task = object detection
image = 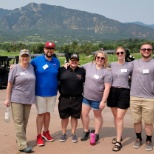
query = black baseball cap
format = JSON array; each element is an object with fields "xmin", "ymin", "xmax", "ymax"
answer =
[{"xmin": 70, "ymin": 53, "xmax": 79, "ymax": 60}]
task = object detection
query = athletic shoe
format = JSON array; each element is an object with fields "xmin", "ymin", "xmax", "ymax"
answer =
[
  {"xmin": 36, "ymin": 134, "xmax": 44, "ymax": 146},
  {"xmin": 59, "ymin": 134, "xmax": 67, "ymax": 142},
  {"xmin": 133, "ymin": 139, "xmax": 142, "ymax": 149},
  {"xmin": 95, "ymin": 134, "xmax": 100, "ymax": 142},
  {"xmin": 20, "ymin": 146, "xmax": 32, "ymax": 153},
  {"xmin": 145, "ymin": 141, "xmax": 153, "ymax": 151},
  {"xmin": 72, "ymin": 134, "xmax": 78, "ymax": 143},
  {"xmin": 81, "ymin": 130, "xmax": 90, "ymax": 141},
  {"xmin": 42, "ymin": 130, "xmax": 54, "ymax": 142}
]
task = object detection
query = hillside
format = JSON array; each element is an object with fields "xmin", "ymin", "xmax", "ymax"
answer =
[{"xmin": 0, "ymin": 3, "xmax": 154, "ymax": 44}]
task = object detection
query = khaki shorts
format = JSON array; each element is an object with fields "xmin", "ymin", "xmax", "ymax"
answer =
[
  {"xmin": 130, "ymin": 96, "xmax": 154, "ymax": 124},
  {"xmin": 36, "ymin": 96, "xmax": 57, "ymax": 114}
]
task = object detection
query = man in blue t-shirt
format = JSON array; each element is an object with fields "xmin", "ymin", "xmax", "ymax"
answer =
[{"xmin": 31, "ymin": 42, "xmax": 60, "ymax": 146}]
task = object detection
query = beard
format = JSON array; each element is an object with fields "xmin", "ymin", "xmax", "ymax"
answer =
[
  {"xmin": 141, "ymin": 53, "xmax": 151, "ymax": 59},
  {"xmin": 45, "ymin": 52, "xmax": 53, "ymax": 58}
]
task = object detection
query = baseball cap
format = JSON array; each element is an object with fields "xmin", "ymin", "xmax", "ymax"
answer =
[
  {"xmin": 70, "ymin": 53, "xmax": 79, "ymax": 60},
  {"xmin": 20, "ymin": 49, "xmax": 31, "ymax": 56},
  {"xmin": 44, "ymin": 42, "xmax": 55, "ymax": 49}
]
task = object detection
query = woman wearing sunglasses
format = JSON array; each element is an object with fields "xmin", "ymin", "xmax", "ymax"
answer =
[
  {"xmin": 107, "ymin": 46, "xmax": 132, "ymax": 152},
  {"xmin": 81, "ymin": 50, "xmax": 112, "ymax": 143}
]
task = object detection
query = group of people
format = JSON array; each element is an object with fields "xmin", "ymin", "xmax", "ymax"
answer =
[
  {"xmin": 4, "ymin": 42, "xmax": 154, "ymax": 153},
  {"xmin": 4, "ymin": 42, "xmax": 60, "ymax": 153},
  {"xmin": 108, "ymin": 43, "xmax": 154, "ymax": 152}
]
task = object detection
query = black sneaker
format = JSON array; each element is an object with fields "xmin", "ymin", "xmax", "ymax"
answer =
[
  {"xmin": 81, "ymin": 130, "xmax": 90, "ymax": 141},
  {"xmin": 91, "ymin": 130, "xmax": 95, "ymax": 133},
  {"xmin": 95, "ymin": 134, "xmax": 99, "ymax": 142}
]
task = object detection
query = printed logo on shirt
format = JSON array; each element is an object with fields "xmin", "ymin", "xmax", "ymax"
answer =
[
  {"xmin": 77, "ymin": 75, "xmax": 82, "ymax": 79},
  {"xmin": 52, "ymin": 64, "xmax": 57, "ymax": 67}
]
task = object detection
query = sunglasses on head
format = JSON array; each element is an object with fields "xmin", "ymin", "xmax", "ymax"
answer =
[
  {"xmin": 96, "ymin": 56, "xmax": 105, "ymax": 60},
  {"xmin": 140, "ymin": 48, "xmax": 152, "ymax": 52},
  {"xmin": 116, "ymin": 52, "xmax": 124, "ymax": 55}
]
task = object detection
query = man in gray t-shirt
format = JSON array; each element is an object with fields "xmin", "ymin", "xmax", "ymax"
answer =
[{"xmin": 130, "ymin": 42, "xmax": 154, "ymax": 151}]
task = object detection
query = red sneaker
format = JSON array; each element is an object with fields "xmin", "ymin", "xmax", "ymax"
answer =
[
  {"xmin": 42, "ymin": 130, "xmax": 54, "ymax": 142},
  {"xmin": 36, "ymin": 134, "xmax": 44, "ymax": 146}
]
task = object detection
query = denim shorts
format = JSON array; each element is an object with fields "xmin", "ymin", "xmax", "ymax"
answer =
[{"xmin": 82, "ymin": 97, "xmax": 101, "ymax": 110}]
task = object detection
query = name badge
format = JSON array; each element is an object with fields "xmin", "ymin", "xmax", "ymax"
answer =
[
  {"xmin": 43, "ymin": 64, "xmax": 49, "ymax": 70},
  {"xmin": 121, "ymin": 69, "xmax": 127, "ymax": 73},
  {"xmin": 20, "ymin": 72, "xmax": 26, "ymax": 75},
  {"xmin": 143, "ymin": 69, "xmax": 149, "ymax": 74},
  {"xmin": 93, "ymin": 74, "xmax": 99, "ymax": 79}
]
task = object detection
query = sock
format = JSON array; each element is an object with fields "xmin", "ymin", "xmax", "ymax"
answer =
[
  {"xmin": 146, "ymin": 135, "xmax": 152, "ymax": 142},
  {"xmin": 136, "ymin": 133, "xmax": 142, "ymax": 141}
]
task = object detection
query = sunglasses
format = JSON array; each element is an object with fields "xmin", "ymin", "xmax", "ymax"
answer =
[
  {"xmin": 70, "ymin": 59, "xmax": 79, "ymax": 62},
  {"xmin": 116, "ymin": 52, "xmax": 124, "ymax": 55},
  {"xmin": 140, "ymin": 48, "xmax": 152, "ymax": 52},
  {"xmin": 96, "ymin": 56, "xmax": 105, "ymax": 60}
]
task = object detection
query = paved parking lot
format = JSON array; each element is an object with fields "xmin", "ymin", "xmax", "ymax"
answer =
[{"xmin": 0, "ymin": 88, "xmax": 153, "ymax": 154}]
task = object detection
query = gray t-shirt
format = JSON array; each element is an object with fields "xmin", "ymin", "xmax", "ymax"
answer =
[
  {"xmin": 82, "ymin": 62, "xmax": 112, "ymax": 101},
  {"xmin": 9, "ymin": 64, "xmax": 36, "ymax": 104},
  {"xmin": 110, "ymin": 62, "xmax": 132, "ymax": 89},
  {"xmin": 130, "ymin": 59, "xmax": 154, "ymax": 98}
]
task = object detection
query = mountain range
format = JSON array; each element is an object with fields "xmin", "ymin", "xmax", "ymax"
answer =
[
  {"xmin": 0, "ymin": 2, "xmax": 154, "ymax": 44},
  {"xmin": 131, "ymin": 22, "xmax": 154, "ymax": 30}
]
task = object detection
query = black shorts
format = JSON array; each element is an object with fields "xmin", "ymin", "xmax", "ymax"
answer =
[
  {"xmin": 107, "ymin": 87, "xmax": 130, "ymax": 109},
  {"xmin": 58, "ymin": 95, "xmax": 83, "ymax": 119}
]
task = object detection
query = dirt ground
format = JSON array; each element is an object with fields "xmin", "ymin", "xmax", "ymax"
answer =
[{"xmin": 0, "ymin": 88, "xmax": 153, "ymax": 154}]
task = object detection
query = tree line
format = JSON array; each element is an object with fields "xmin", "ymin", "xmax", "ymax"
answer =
[{"xmin": 0, "ymin": 39, "xmax": 154, "ymax": 55}]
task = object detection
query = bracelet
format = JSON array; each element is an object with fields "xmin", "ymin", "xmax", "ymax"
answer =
[{"xmin": 101, "ymin": 100, "xmax": 106, "ymax": 103}]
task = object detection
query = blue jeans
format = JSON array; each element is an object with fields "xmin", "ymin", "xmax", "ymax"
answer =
[{"xmin": 82, "ymin": 97, "xmax": 101, "ymax": 110}]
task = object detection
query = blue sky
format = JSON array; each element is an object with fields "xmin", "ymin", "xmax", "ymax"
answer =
[{"xmin": 0, "ymin": 0, "xmax": 153, "ymax": 25}]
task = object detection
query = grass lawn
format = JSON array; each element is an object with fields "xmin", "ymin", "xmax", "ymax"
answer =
[
  {"xmin": 58, "ymin": 53, "xmax": 142, "ymax": 66},
  {"xmin": 0, "ymin": 50, "xmax": 143, "ymax": 66}
]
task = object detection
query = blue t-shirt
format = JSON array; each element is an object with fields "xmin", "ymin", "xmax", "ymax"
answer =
[{"xmin": 31, "ymin": 54, "xmax": 60, "ymax": 97}]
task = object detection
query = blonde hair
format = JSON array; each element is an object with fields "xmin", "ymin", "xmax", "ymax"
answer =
[
  {"xmin": 115, "ymin": 46, "xmax": 125, "ymax": 53},
  {"xmin": 140, "ymin": 42, "xmax": 153, "ymax": 49},
  {"xmin": 93, "ymin": 50, "xmax": 108, "ymax": 68}
]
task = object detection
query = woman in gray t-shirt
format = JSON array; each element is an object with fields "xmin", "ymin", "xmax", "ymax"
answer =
[
  {"xmin": 107, "ymin": 46, "xmax": 133, "ymax": 151},
  {"xmin": 4, "ymin": 49, "xmax": 35, "ymax": 153},
  {"xmin": 81, "ymin": 50, "xmax": 112, "ymax": 143}
]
